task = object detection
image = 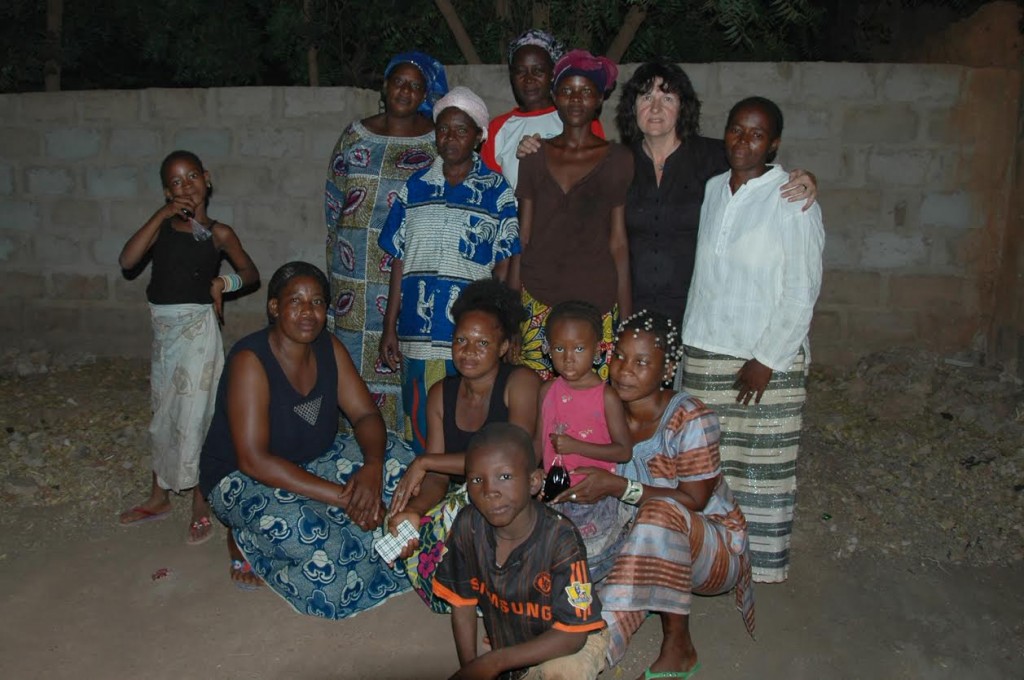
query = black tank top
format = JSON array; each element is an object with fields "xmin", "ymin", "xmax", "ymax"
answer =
[
  {"xmin": 199, "ymin": 327, "xmax": 339, "ymax": 498},
  {"xmin": 441, "ymin": 363, "xmax": 514, "ymax": 484},
  {"xmin": 146, "ymin": 220, "xmax": 220, "ymax": 305}
]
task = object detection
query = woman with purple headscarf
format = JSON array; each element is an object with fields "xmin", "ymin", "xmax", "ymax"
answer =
[
  {"xmin": 510, "ymin": 49, "xmax": 634, "ymax": 382},
  {"xmin": 324, "ymin": 51, "xmax": 448, "ymax": 442}
]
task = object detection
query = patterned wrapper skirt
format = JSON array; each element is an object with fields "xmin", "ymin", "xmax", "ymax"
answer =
[
  {"xmin": 208, "ymin": 432, "xmax": 416, "ymax": 619},
  {"xmin": 518, "ymin": 287, "xmax": 617, "ymax": 382},
  {"xmin": 599, "ymin": 497, "xmax": 755, "ymax": 666},
  {"xmin": 681, "ymin": 346, "xmax": 807, "ymax": 583},
  {"xmin": 149, "ymin": 303, "xmax": 223, "ymax": 492},
  {"xmin": 403, "ymin": 483, "xmax": 470, "ymax": 613}
]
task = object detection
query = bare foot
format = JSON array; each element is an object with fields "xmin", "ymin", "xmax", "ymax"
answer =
[
  {"xmin": 226, "ymin": 532, "xmax": 262, "ymax": 590},
  {"xmin": 186, "ymin": 488, "xmax": 215, "ymax": 545},
  {"xmin": 634, "ymin": 613, "xmax": 699, "ymax": 680}
]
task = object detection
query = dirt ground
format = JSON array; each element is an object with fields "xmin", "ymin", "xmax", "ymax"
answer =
[{"xmin": 1, "ymin": 354, "xmax": 1023, "ymax": 679}]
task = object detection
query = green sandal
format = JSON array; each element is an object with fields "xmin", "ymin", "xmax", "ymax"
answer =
[{"xmin": 644, "ymin": 662, "xmax": 701, "ymax": 679}]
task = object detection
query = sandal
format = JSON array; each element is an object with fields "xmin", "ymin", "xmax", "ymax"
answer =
[
  {"xmin": 644, "ymin": 662, "xmax": 701, "ymax": 679},
  {"xmin": 119, "ymin": 505, "xmax": 171, "ymax": 526},
  {"xmin": 186, "ymin": 516, "xmax": 214, "ymax": 546},
  {"xmin": 230, "ymin": 559, "xmax": 261, "ymax": 591}
]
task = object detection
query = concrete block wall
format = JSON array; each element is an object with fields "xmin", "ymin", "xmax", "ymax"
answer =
[{"xmin": 1, "ymin": 62, "xmax": 1020, "ymax": 366}]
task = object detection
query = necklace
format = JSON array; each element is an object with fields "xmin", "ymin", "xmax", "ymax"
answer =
[{"xmin": 643, "ymin": 138, "xmax": 680, "ymax": 174}]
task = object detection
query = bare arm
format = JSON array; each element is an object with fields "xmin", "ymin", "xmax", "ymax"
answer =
[
  {"xmin": 533, "ymin": 380, "xmax": 553, "ymax": 468},
  {"xmin": 506, "ymin": 367, "xmax": 541, "ymax": 436},
  {"xmin": 451, "ymin": 604, "xmax": 479, "ymax": 667},
  {"xmin": 119, "ymin": 202, "xmax": 188, "ymax": 270},
  {"xmin": 228, "ymin": 350, "xmax": 347, "ymax": 504},
  {"xmin": 549, "ymin": 386, "xmax": 631, "ymax": 463},
  {"xmin": 508, "ymin": 196, "xmax": 533, "ymax": 293},
  {"xmin": 209, "ymin": 223, "xmax": 261, "ymax": 321},
  {"xmin": 609, "ymin": 204, "xmax": 631, "ymax": 318},
  {"xmin": 393, "ymin": 382, "xmax": 452, "ymax": 516},
  {"xmin": 453, "ymin": 629, "xmax": 588, "ymax": 680},
  {"xmin": 379, "ymin": 257, "xmax": 404, "ymax": 371}
]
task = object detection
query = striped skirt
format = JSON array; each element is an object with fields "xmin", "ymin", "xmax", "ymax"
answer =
[
  {"xmin": 681, "ymin": 347, "xmax": 807, "ymax": 583},
  {"xmin": 599, "ymin": 498, "xmax": 755, "ymax": 667}
]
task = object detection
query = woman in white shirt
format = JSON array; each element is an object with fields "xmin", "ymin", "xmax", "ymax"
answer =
[{"xmin": 681, "ymin": 96, "xmax": 824, "ymax": 584}]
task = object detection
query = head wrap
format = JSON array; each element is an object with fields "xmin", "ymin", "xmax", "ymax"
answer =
[
  {"xmin": 384, "ymin": 51, "xmax": 449, "ymax": 116},
  {"xmin": 552, "ymin": 49, "xmax": 618, "ymax": 96},
  {"xmin": 433, "ymin": 86, "xmax": 490, "ymax": 142},
  {"xmin": 507, "ymin": 29, "xmax": 565, "ymax": 65}
]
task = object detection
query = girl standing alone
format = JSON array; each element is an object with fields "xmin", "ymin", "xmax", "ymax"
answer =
[{"xmin": 118, "ymin": 150, "xmax": 259, "ymax": 545}]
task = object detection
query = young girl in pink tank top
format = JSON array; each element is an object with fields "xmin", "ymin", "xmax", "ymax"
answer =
[{"xmin": 537, "ymin": 301, "xmax": 631, "ymax": 490}]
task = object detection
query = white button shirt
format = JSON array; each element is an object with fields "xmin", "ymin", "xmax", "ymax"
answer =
[{"xmin": 682, "ymin": 165, "xmax": 825, "ymax": 371}]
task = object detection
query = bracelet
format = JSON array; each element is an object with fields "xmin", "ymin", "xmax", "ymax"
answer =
[
  {"xmin": 218, "ymin": 273, "xmax": 243, "ymax": 293},
  {"xmin": 620, "ymin": 479, "xmax": 643, "ymax": 505}
]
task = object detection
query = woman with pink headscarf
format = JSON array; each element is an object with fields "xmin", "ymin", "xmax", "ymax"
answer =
[{"xmin": 509, "ymin": 50, "xmax": 634, "ymax": 382}]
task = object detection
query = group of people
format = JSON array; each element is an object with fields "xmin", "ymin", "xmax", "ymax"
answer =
[{"xmin": 117, "ymin": 29, "xmax": 824, "ymax": 680}]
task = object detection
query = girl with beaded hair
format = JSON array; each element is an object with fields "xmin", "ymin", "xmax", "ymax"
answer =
[{"xmin": 550, "ymin": 309, "xmax": 755, "ymax": 678}]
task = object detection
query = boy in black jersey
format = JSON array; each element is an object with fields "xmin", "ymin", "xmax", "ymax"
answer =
[{"xmin": 433, "ymin": 423, "xmax": 607, "ymax": 680}]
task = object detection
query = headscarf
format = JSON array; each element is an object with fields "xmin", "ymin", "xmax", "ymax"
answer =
[
  {"xmin": 552, "ymin": 49, "xmax": 618, "ymax": 96},
  {"xmin": 384, "ymin": 51, "xmax": 449, "ymax": 116},
  {"xmin": 433, "ymin": 86, "xmax": 490, "ymax": 142},
  {"xmin": 507, "ymin": 28, "xmax": 565, "ymax": 65}
]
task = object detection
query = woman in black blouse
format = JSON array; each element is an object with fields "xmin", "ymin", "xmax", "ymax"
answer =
[{"xmin": 618, "ymin": 61, "xmax": 818, "ymax": 324}]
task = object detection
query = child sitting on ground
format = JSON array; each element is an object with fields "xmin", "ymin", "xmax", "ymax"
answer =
[{"xmin": 433, "ymin": 423, "xmax": 607, "ymax": 680}]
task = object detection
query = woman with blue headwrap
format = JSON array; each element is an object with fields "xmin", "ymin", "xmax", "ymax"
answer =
[{"xmin": 324, "ymin": 52, "xmax": 448, "ymax": 442}]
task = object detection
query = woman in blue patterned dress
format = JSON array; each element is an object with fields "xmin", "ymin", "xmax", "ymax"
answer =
[
  {"xmin": 200, "ymin": 262, "xmax": 415, "ymax": 618},
  {"xmin": 324, "ymin": 52, "xmax": 448, "ymax": 439}
]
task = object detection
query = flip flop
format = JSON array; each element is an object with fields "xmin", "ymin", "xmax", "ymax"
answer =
[
  {"xmin": 186, "ymin": 516, "xmax": 214, "ymax": 546},
  {"xmin": 119, "ymin": 505, "xmax": 171, "ymax": 526},
  {"xmin": 230, "ymin": 559, "xmax": 261, "ymax": 591},
  {"xmin": 645, "ymin": 662, "xmax": 701, "ymax": 679}
]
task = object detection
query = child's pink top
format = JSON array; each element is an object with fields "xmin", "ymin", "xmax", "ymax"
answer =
[{"xmin": 541, "ymin": 377, "xmax": 614, "ymax": 484}]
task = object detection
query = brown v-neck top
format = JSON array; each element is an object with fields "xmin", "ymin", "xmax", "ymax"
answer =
[{"xmin": 516, "ymin": 142, "xmax": 634, "ymax": 311}]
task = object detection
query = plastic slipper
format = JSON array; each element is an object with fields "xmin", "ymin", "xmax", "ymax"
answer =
[
  {"xmin": 119, "ymin": 505, "xmax": 171, "ymax": 526},
  {"xmin": 186, "ymin": 516, "xmax": 214, "ymax": 546},
  {"xmin": 230, "ymin": 559, "xmax": 261, "ymax": 591},
  {"xmin": 645, "ymin": 662, "xmax": 701, "ymax": 680}
]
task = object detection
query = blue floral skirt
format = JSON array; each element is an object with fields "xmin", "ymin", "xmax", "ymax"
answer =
[{"xmin": 209, "ymin": 432, "xmax": 415, "ymax": 619}]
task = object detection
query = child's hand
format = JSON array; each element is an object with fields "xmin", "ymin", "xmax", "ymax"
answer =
[
  {"xmin": 210, "ymin": 277, "xmax": 225, "ymax": 324},
  {"xmin": 549, "ymin": 432, "xmax": 577, "ymax": 455},
  {"xmin": 159, "ymin": 195, "xmax": 199, "ymax": 222}
]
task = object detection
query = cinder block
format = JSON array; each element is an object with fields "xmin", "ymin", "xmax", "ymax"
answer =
[
  {"xmin": 847, "ymin": 310, "xmax": 917, "ymax": 344},
  {"xmin": 914, "ymin": 311, "xmax": 979, "ymax": 349},
  {"xmin": 819, "ymin": 271, "xmax": 883, "ymax": 307},
  {"xmin": 866, "ymin": 149, "xmax": 932, "ymax": 185},
  {"xmin": 842, "ymin": 106, "xmax": 919, "ymax": 143},
  {"xmin": 920, "ymin": 191, "xmax": 973, "ymax": 229},
  {"xmin": 78, "ymin": 90, "xmax": 140, "ymax": 122},
  {"xmin": 0, "ymin": 201, "xmax": 40, "ymax": 231},
  {"xmin": 89, "ymin": 235, "xmax": 124, "ymax": 267},
  {"xmin": 34, "ymin": 305, "xmax": 82, "ymax": 334},
  {"xmin": 0, "ymin": 232, "xmax": 32, "ymax": 264},
  {"xmin": 114, "ymin": 276, "xmax": 146, "ymax": 302},
  {"xmin": 0, "ymin": 164, "xmax": 12, "ymax": 195},
  {"xmin": 882, "ymin": 64, "xmax": 964, "ymax": 104},
  {"xmin": 277, "ymin": 161, "xmax": 325, "ymax": 198},
  {"xmin": 821, "ymin": 230, "xmax": 862, "ymax": 270},
  {"xmin": 784, "ymin": 108, "xmax": 833, "ymax": 141},
  {"xmin": 86, "ymin": 167, "xmax": 139, "ymax": 198},
  {"xmin": 283, "ymin": 88, "xmax": 357, "ymax": 118},
  {"xmin": 19, "ymin": 92, "xmax": 76, "ymax": 121},
  {"xmin": 776, "ymin": 145, "xmax": 845, "ymax": 183},
  {"xmin": 821, "ymin": 189, "xmax": 881, "ymax": 227},
  {"xmin": 0, "ymin": 128, "xmax": 41, "ymax": 157},
  {"xmin": 0, "ymin": 271, "xmax": 46, "ymax": 297},
  {"xmin": 217, "ymin": 87, "xmax": 275, "ymax": 118},
  {"xmin": 809, "ymin": 309, "xmax": 843, "ymax": 345},
  {"xmin": 0, "ymin": 300, "xmax": 24, "ymax": 333},
  {"xmin": 926, "ymin": 109, "xmax": 974, "ymax": 145},
  {"xmin": 888, "ymin": 275, "xmax": 963, "ymax": 309},
  {"xmin": 799, "ymin": 63, "xmax": 878, "ymax": 100},
  {"xmin": 80, "ymin": 305, "xmax": 151, "ymax": 335},
  {"xmin": 861, "ymin": 232, "xmax": 927, "ymax": 268},
  {"xmin": 213, "ymin": 164, "xmax": 274, "ymax": 197},
  {"xmin": 207, "ymin": 205, "xmax": 235, "ymax": 227},
  {"xmin": 239, "ymin": 128, "xmax": 304, "ymax": 159},
  {"xmin": 110, "ymin": 201, "xmax": 162, "ymax": 232},
  {"xmin": 173, "ymin": 128, "xmax": 232, "ymax": 158},
  {"xmin": 0, "ymin": 94, "xmax": 16, "ymax": 122},
  {"xmin": 719, "ymin": 63, "xmax": 795, "ymax": 98},
  {"xmin": 26, "ymin": 167, "xmax": 75, "ymax": 195},
  {"xmin": 50, "ymin": 199, "xmax": 103, "ymax": 228},
  {"xmin": 880, "ymin": 192, "xmax": 921, "ymax": 230},
  {"xmin": 44, "ymin": 236, "xmax": 83, "ymax": 266},
  {"xmin": 310, "ymin": 128, "xmax": 346, "ymax": 162},
  {"xmin": 50, "ymin": 273, "xmax": 109, "ymax": 300},
  {"xmin": 110, "ymin": 129, "xmax": 161, "ymax": 158},
  {"xmin": 927, "ymin": 227, "xmax": 973, "ymax": 272},
  {"xmin": 145, "ymin": 88, "xmax": 208, "ymax": 121},
  {"xmin": 240, "ymin": 202, "xmax": 304, "ymax": 236}
]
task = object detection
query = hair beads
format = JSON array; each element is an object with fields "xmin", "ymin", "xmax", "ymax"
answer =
[{"xmin": 617, "ymin": 310, "xmax": 683, "ymax": 388}]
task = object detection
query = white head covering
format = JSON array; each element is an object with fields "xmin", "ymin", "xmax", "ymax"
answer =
[{"xmin": 432, "ymin": 86, "xmax": 490, "ymax": 142}]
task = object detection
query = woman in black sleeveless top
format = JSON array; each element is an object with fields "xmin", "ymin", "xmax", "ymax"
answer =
[
  {"xmin": 387, "ymin": 279, "xmax": 541, "ymax": 612},
  {"xmin": 200, "ymin": 262, "xmax": 416, "ymax": 618}
]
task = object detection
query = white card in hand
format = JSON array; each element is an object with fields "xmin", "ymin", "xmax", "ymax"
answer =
[{"xmin": 373, "ymin": 519, "xmax": 419, "ymax": 563}]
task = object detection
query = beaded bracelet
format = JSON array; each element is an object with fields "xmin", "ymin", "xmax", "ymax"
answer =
[
  {"xmin": 620, "ymin": 479, "xmax": 644, "ymax": 505},
  {"xmin": 218, "ymin": 273, "xmax": 243, "ymax": 293}
]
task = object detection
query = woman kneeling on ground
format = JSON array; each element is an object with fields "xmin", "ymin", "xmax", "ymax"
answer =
[
  {"xmin": 386, "ymin": 278, "xmax": 542, "ymax": 612},
  {"xmin": 198, "ymin": 261, "xmax": 415, "ymax": 618},
  {"xmin": 551, "ymin": 311, "xmax": 755, "ymax": 679}
]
